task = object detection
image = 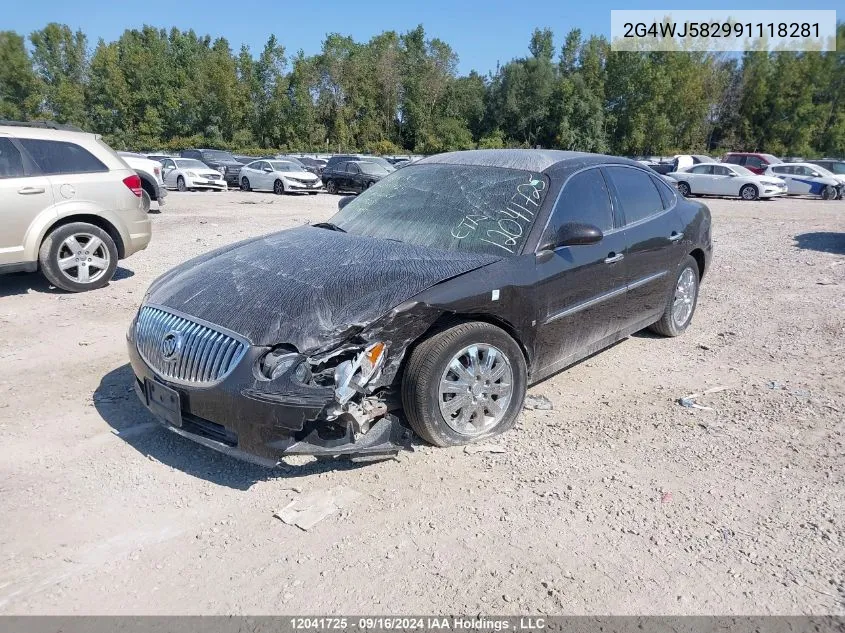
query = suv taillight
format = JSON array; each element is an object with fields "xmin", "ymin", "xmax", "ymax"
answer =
[{"xmin": 123, "ymin": 174, "xmax": 142, "ymax": 197}]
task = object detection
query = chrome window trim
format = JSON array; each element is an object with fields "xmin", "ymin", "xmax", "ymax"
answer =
[{"xmin": 535, "ymin": 162, "xmax": 676, "ymax": 253}]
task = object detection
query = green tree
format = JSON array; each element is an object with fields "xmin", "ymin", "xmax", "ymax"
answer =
[
  {"xmin": 0, "ymin": 31, "xmax": 41, "ymax": 120},
  {"xmin": 30, "ymin": 23, "xmax": 88, "ymax": 125}
]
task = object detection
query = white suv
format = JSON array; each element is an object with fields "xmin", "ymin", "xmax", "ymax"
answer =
[{"xmin": 0, "ymin": 122, "xmax": 152, "ymax": 292}]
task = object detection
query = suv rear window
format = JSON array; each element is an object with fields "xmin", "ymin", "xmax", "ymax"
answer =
[
  {"xmin": 0, "ymin": 138, "xmax": 26, "ymax": 178},
  {"xmin": 19, "ymin": 139, "xmax": 107, "ymax": 175}
]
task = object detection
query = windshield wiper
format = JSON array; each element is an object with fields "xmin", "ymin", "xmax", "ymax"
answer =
[{"xmin": 312, "ymin": 222, "xmax": 346, "ymax": 233}]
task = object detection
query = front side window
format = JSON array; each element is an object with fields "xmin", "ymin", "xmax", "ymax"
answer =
[
  {"xmin": 19, "ymin": 139, "xmax": 107, "ymax": 175},
  {"xmin": 544, "ymin": 168, "xmax": 614, "ymax": 244},
  {"xmin": 604, "ymin": 166, "xmax": 664, "ymax": 225},
  {"xmin": 0, "ymin": 138, "xmax": 26, "ymax": 178},
  {"xmin": 331, "ymin": 163, "xmax": 549, "ymax": 256},
  {"xmin": 713, "ymin": 165, "xmax": 731, "ymax": 176},
  {"xmin": 745, "ymin": 156, "xmax": 765, "ymax": 169}
]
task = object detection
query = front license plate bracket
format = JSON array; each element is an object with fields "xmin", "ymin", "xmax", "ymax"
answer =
[{"xmin": 145, "ymin": 379, "xmax": 183, "ymax": 428}]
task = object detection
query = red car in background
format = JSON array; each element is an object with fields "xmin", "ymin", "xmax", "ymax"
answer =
[{"xmin": 723, "ymin": 152, "xmax": 782, "ymax": 175}]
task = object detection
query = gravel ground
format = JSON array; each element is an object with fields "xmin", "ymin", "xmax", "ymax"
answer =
[{"xmin": 0, "ymin": 190, "xmax": 843, "ymax": 615}]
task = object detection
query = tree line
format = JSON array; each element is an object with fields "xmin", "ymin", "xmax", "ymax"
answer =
[{"xmin": 0, "ymin": 23, "xmax": 842, "ymax": 157}]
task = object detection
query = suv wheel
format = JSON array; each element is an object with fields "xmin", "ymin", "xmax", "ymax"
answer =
[
  {"xmin": 39, "ymin": 222, "xmax": 118, "ymax": 292},
  {"xmin": 325, "ymin": 180, "xmax": 338, "ymax": 194}
]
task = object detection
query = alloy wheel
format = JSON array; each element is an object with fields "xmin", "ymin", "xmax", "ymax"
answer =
[
  {"xmin": 56, "ymin": 233, "xmax": 111, "ymax": 285},
  {"xmin": 438, "ymin": 344, "xmax": 514, "ymax": 437},
  {"xmin": 672, "ymin": 267, "xmax": 697, "ymax": 327}
]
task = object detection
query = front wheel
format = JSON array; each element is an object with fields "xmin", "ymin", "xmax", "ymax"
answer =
[
  {"xmin": 821, "ymin": 185, "xmax": 837, "ymax": 200},
  {"xmin": 740, "ymin": 184, "xmax": 758, "ymax": 201},
  {"xmin": 177, "ymin": 176, "xmax": 187, "ymax": 192},
  {"xmin": 273, "ymin": 179, "xmax": 285, "ymax": 195},
  {"xmin": 677, "ymin": 182, "xmax": 691, "ymax": 197},
  {"xmin": 325, "ymin": 180, "xmax": 338, "ymax": 194},
  {"xmin": 402, "ymin": 321, "xmax": 527, "ymax": 447},
  {"xmin": 38, "ymin": 222, "xmax": 118, "ymax": 292},
  {"xmin": 649, "ymin": 255, "xmax": 700, "ymax": 337}
]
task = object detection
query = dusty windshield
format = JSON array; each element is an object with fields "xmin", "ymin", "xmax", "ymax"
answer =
[{"xmin": 331, "ymin": 164, "xmax": 549, "ymax": 256}]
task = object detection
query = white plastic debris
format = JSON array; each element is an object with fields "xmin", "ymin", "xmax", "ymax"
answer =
[{"xmin": 274, "ymin": 485, "xmax": 362, "ymax": 531}]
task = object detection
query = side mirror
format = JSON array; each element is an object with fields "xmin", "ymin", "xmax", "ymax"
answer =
[
  {"xmin": 338, "ymin": 195, "xmax": 355, "ymax": 210},
  {"xmin": 263, "ymin": 167, "xmax": 273, "ymax": 173},
  {"xmin": 811, "ymin": 172, "xmax": 820, "ymax": 177},
  {"xmin": 540, "ymin": 222, "xmax": 603, "ymax": 251}
]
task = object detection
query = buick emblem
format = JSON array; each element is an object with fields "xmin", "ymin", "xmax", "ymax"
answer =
[{"xmin": 160, "ymin": 330, "xmax": 183, "ymax": 363}]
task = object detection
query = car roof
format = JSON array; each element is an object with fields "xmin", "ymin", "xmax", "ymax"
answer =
[{"xmin": 415, "ymin": 149, "xmax": 642, "ymax": 173}]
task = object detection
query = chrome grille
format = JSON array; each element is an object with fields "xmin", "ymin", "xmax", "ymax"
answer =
[{"xmin": 135, "ymin": 306, "xmax": 248, "ymax": 385}]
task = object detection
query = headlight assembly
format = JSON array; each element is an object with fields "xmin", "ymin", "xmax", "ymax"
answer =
[{"xmin": 333, "ymin": 342, "xmax": 386, "ymax": 405}]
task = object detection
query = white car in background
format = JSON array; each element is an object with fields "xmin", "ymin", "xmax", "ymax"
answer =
[
  {"xmin": 238, "ymin": 159, "xmax": 322, "ymax": 194},
  {"xmin": 668, "ymin": 162, "xmax": 787, "ymax": 200},
  {"xmin": 159, "ymin": 158, "xmax": 226, "ymax": 192},
  {"xmin": 118, "ymin": 152, "xmax": 167, "ymax": 212},
  {"xmin": 765, "ymin": 163, "xmax": 842, "ymax": 200}
]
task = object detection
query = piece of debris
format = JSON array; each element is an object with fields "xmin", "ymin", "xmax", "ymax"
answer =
[
  {"xmin": 816, "ymin": 280, "xmax": 837, "ymax": 285},
  {"xmin": 767, "ymin": 380, "xmax": 784, "ymax": 390},
  {"xmin": 678, "ymin": 396, "xmax": 711, "ymax": 410},
  {"xmin": 698, "ymin": 343, "xmax": 711, "ymax": 350},
  {"xmin": 524, "ymin": 394, "xmax": 553, "ymax": 410},
  {"xmin": 464, "ymin": 444, "xmax": 507, "ymax": 455},
  {"xmin": 274, "ymin": 485, "xmax": 361, "ymax": 531},
  {"xmin": 661, "ymin": 491, "xmax": 673, "ymax": 503}
]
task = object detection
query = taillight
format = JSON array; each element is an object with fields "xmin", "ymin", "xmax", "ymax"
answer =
[{"xmin": 123, "ymin": 174, "xmax": 142, "ymax": 197}]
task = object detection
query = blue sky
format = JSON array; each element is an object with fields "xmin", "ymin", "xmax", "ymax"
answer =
[{"xmin": 7, "ymin": 0, "xmax": 840, "ymax": 75}]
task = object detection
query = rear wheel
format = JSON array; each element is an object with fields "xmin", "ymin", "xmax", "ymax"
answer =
[
  {"xmin": 325, "ymin": 180, "xmax": 338, "ymax": 194},
  {"xmin": 649, "ymin": 255, "xmax": 700, "ymax": 337},
  {"xmin": 38, "ymin": 222, "xmax": 118, "ymax": 292},
  {"xmin": 821, "ymin": 185, "xmax": 837, "ymax": 200},
  {"xmin": 140, "ymin": 190, "xmax": 151, "ymax": 213},
  {"xmin": 240, "ymin": 177, "xmax": 251, "ymax": 191},
  {"xmin": 677, "ymin": 182, "xmax": 691, "ymax": 197},
  {"xmin": 740, "ymin": 184, "xmax": 758, "ymax": 200},
  {"xmin": 273, "ymin": 179, "xmax": 285, "ymax": 195},
  {"xmin": 402, "ymin": 321, "xmax": 527, "ymax": 447}
]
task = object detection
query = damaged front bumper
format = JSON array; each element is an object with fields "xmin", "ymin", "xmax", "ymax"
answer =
[{"xmin": 126, "ymin": 331, "xmax": 412, "ymax": 466}]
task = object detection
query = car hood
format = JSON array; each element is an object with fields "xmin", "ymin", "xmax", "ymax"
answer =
[
  {"xmin": 278, "ymin": 170, "xmax": 318, "ymax": 180},
  {"xmin": 144, "ymin": 226, "xmax": 501, "ymax": 351}
]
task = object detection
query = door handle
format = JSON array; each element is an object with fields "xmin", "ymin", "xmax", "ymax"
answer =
[
  {"xmin": 669, "ymin": 232, "xmax": 684, "ymax": 242},
  {"xmin": 604, "ymin": 253, "xmax": 624, "ymax": 264},
  {"xmin": 18, "ymin": 186, "xmax": 45, "ymax": 195}
]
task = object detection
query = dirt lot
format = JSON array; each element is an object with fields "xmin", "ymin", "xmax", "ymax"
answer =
[{"xmin": 0, "ymin": 190, "xmax": 843, "ymax": 615}]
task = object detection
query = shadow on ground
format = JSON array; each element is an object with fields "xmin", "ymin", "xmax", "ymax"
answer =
[
  {"xmin": 0, "ymin": 267, "xmax": 135, "ymax": 297},
  {"xmin": 94, "ymin": 364, "xmax": 382, "ymax": 490},
  {"xmin": 794, "ymin": 232, "xmax": 845, "ymax": 255}
]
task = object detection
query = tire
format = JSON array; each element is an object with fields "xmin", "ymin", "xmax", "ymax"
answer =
[
  {"xmin": 38, "ymin": 222, "xmax": 118, "ymax": 293},
  {"xmin": 177, "ymin": 176, "xmax": 187, "ymax": 192},
  {"xmin": 402, "ymin": 321, "xmax": 528, "ymax": 447},
  {"xmin": 677, "ymin": 182, "xmax": 691, "ymax": 197},
  {"xmin": 241, "ymin": 177, "xmax": 251, "ymax": 191},
  {"xmin": 648, "ymin": 255, "xmax": 700, "ymax": 337},
  {"xmin": 821, "ymin": 185, "xmax": 837, "ymax": 200},
  {"xmin": 325, "ymin": 180, "xmax": 338, "ymax": 194},
  {"xmin": 140, "ymin": 190, "xmax": 151, "ymax": 213},
  {"xmin": 273, "ymin": 179, "xmax": 285, "ymax": 195},
  {"xmin": 366, "ymin": 180, "xmax": 375, "ymax": 189},
  {"xmin": 740, "ymin": 184, "xmax": 758, "ymax": 201}
]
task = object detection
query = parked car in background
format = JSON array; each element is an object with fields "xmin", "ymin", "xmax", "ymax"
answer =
[
  {"xmin": 179, "ymin": 149, "xmax": 242, "ymax": 187},
  {"xmin": 118, "ymin": 152, "xmax": 167, "ymax": 212},
  {"xmin": 808, "ymin": 159, "xmax": 845, "ymax": 178},
  {"xmin": 145, "ymin": 153, "xmax": 174, "ymax": 163},
  {"xmin": 233, "ymin": 154, "xmax": 258, "ymax": 165},
  {"xmin": 126, "ymin": 149, "xmax": 712, "ymax": 463},
  {"xmin": 273, "ymin": 155, "xmax": 322, "ymax": 177},
  {"xmin": 239, "ymin": 159, "xmax": 322, "ymax": 194},
  {"xmin": 765, "ymin": 163, "xmax": 842, "ymax": 199},
  {"xmin": 672, "ymin": 154, "xmax": 714, "ymax": 171},
  {"xmin": 324, "ymin": 154, "xmax": 396, "ymax": 174},
  {"xmin": 160, "ymin": 158, "xmax": 226, "ymax": 191},
  {"xmin": 322, "ymin": 160, "xmax": 390, "ymax": 194},
  {"xmin": 723, "ymin": 152, "xmax": 782, "ymax": 175},
  {"xmin": 0, "ymin": 121, "xmax": 151, "ymax": 291},
  {"xmin": 669, "ymin": 163, "xmax": 787, "ymax": 200},
  {"xmin": 296, "ymin": 156, "xmax": 327, "ymax": 175}
]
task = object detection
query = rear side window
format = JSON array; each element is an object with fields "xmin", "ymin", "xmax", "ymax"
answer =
[
  {"xmin": 604, "ymin": 166, "xmax": 664, "ymax": 225},
  {"xmin": 0, "ymin": 138, "xmax": 26, "ymax": 178},
  {"xmin": 546, "ymin": 168, "xmax": 614, "ymax": 237},
  {"xmin": 650, "ymin": 175, "xmax": 677, "ymax": 209},
  {"xmin": 19, "ymin": 139, "xmax": 107, "ymax": 175}
]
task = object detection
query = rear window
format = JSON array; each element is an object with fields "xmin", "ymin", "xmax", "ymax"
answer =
[
  {"xmin": 0, "ymin": 138, "xmax": 26, "ymax": 178},
  {"xmin": 19, "ymin": 139, "xmax": 107, "ymax": 175}
]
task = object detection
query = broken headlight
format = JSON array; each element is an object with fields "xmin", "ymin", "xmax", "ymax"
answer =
[
  {"xmin": 258, "ymin": 348, "xmax": 311, "ymax": 382},
  {"xmin": 332, "ymin": 342, "xmax": 387, "ymax": 405}
]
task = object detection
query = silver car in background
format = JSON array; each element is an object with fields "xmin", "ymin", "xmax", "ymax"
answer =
[{"xmin": 239, "ymin": 160, "xmax": 322, "ymax": 194}]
